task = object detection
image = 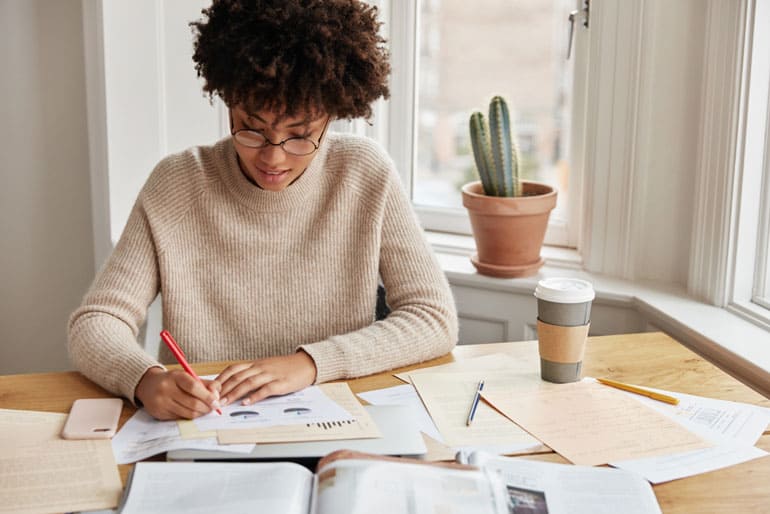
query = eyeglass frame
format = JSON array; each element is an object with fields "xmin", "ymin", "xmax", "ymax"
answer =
[{"xmin": 229, "ymin": 112, "xmax": 331, "ymax": 156}]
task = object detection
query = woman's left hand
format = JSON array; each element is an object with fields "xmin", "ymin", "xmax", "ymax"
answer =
[{"xmin": 214, "ymin": 351, "xmax": 318, "ymax": 407}]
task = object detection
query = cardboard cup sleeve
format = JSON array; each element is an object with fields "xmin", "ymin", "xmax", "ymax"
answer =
[{"xmin": 537, "ymin": 320, "xmax": 590, "ymax": 363}]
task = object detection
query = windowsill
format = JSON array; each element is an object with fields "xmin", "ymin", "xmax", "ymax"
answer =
[{"xmin": 428, "ymin": 232, "xmax": 770, "ymax": 399}]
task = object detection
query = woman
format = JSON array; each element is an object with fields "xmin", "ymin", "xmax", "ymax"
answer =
[{"xmin": 68, "ymin": 0, "xmax": 457, "ymax": 420}]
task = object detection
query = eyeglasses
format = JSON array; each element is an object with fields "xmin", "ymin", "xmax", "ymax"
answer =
[{"xmin": 231, "ymin": 118, "xmax": 330, "ymax": 156}]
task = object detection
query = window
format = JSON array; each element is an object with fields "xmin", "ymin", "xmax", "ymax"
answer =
[
  {"xmin": 381, "ymin": 0, "xmax": 584, "ymax": 247},
  {"xmin": 729, "ymin": 0, "xmax": 770, "ymax": 328}
]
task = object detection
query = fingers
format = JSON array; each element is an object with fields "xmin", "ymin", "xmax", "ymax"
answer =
[
  {"xmin": 215, "ymin": 363, "xmax": 253, "ymax": 394},
  {"xmin": 315, "ymin": 450, "xmax": 476, "ymax": 472},
  {"xmin": 175, "ymin": 372, "xmax": 220, "ymax": 406},
  {"xmin": 168, "ymin": 396, "xmax": 212, "ymax": 420},
  {"xmin": 150, "ymin": 397, "xmax": 213, "ymax": 421},
  {"xmin": 204, "ymin": 379, "xmax": 221, "ymax": 395},
  {"xmin": 139, "ymin": 370, "xmax": 221, "ymax": 420},
  {"xmin": 316, "ymin": 449, "xmax": 364, "ymax": 470},
  {"xmin": 241, "ymin": 379, "xmax": 287, "ymax": 405},
  {"xmin": 217, "ymin": 362, "xmax": 268, "ymax": 401},
  {"xmin": 220, "ymin": 369, "xmax": 276, "ymax": 406},
  {"xmin": 216, "ymin": 354, "xmax": 317, "ymax": 407},
  {"xmin": 173, "ymin": 383, "xmax": 217, "ymax": 413}
]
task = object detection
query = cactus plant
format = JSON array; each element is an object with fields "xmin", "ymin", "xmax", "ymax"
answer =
[{"xmin": 469, "ymin": 96, "xmax": 522, "ymax": 197}]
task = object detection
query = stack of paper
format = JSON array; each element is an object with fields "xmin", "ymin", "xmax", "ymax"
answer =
[
  {"xmin": 481, "ymin": 380, "xmax": 711, "ymax": 466},
  {"xmin": 214, "ymin": 383, "xmax": 381, "ymax": 444},
  {"xmin": 409, "ymin": 370, "xmax": 546, "ymax": 453},
  {"xmin": 0, "ymin": 408, "xmax": 122, "ymax": 514},
  {"xmin": 366, "ymin": 354, "xmax": 770, "ymax": 482},
  {"xmin": 111, "ymin": 408, "xmax": 256, "ymax": 464},
  {"xmin": 601, "ymin": 382, "xmax": 770, "ymax": 482},
  {"xmin": 112, "ymin": 382, "xmax": 380, "ymax": 463}
]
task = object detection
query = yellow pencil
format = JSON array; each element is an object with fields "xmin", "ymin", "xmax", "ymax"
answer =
[{"xmin": 596, "ymin": 377, "xmax": 680, "ymax": 405}]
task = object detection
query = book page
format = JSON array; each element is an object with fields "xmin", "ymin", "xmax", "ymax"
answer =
[
  {"xmin": 470, "ymin": 453, "xmax": 662, "ymax": 514},
  {"xmin": 314, "ymin": 458, "xmax": 507, "ymax": 514},
  {"xmin": 119, "ymin": 462, "xmax": 313, "ymax": 514}
]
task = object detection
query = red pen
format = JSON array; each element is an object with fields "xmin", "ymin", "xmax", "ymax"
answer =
[{"xmin": 160, "ymin": 330, "xmax": 222, "ymax": 415}]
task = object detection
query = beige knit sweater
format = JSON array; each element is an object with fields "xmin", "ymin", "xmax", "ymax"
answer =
[{"xmin": 68, "ymin": 133, "xmax": 458, "ymax": 401}]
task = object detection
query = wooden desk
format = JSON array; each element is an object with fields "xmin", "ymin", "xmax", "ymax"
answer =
[{"xmin": 1, "ymin": 332, "xmax": 768, "ymax": 513}]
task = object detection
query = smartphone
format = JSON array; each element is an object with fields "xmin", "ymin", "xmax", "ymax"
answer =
[{"xmin": 61, "ymin": 398, "xmax": 123, "ymax": 440}]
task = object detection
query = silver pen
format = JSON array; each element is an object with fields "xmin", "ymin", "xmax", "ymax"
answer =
[{"xmin": 466, "ymin": 380, "xmax": 485, "ymax": 426}]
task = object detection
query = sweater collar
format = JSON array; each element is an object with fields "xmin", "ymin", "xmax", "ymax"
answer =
[{"xmin": 216, "ymin": 136, "xmax": 329, "ymax": 212}]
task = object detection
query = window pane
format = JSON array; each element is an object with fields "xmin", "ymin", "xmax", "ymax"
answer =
[
  {"xmin": 746, "ymin": 0, "xmax": 770, "ymax": 315},
  {"xmin": 756, "ymin": 186, "xmax": 770, "ymax": 310},
  {"xmin": 414, "ymin": 0, "xmax": 574, "ymax": 224},
  {"xmin": 759, "ymin": 246, "xmax": 770, "ymax": 310}
]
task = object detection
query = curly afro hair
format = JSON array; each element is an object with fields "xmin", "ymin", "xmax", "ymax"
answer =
[{"xmin": 191, "ymin": 0, "xmax": 391, "ymax": 121}]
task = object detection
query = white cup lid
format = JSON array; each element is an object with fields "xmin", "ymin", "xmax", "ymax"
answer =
[{"xmin": 534, "ymin": 278, "xmax": 595, "ymax": 303}]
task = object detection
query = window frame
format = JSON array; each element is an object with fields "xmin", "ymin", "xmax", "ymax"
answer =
[
  {"xmin": 380, "ymin": 0, "xmax": 586, "ymax": 249},
  {"xmin": 727, "ymin": 0, "xmax": 770, "ymax": 329}
]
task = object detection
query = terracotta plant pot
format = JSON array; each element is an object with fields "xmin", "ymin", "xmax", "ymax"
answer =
[{"xmin": 461, "ymin": 180, "xmax": 557, "ymax": 278}]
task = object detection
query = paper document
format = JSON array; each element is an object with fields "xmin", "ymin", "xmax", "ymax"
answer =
[
  {"xmin": 0, "ymin": 408, "xmax": 67, "ymax": 439},
  {"xmin": 409, "ymin": 371, "xmax": 546, "ymax": 453},
  {"xmin": 112, "ymin": 409, "xmax": 255, "ymax": 464},
  {"xmin": 217, "ymin": 383, "xmax": 381, "ymax": 444},
  {"xmin": 394, "ymin": 352, "xmax": 531, "ymax": 383},
  {"xmin": 357, "ymin": 384, "xmax": 445, "ymax": 443},
  {"xmin": 193, "ymin": 384, "xmax": 352, "ymax": 431},
  {"xmin": 615, "ymin": 384, "xmax": 770, "ymax": 445},
  {"xmin": 464, "ymin": 452, "xmax": 662, "ymax": 514},
  {"xmin": 0, "ymin": 408, "xmax": 122, "ymax": 514},
  {"xmin": 482, "ymin": 380, "xmax": 711, "ymax": 466},
  {"xmin": 612, "ymin": 444, "xmax": 768, "ymax": 484},
  {"xmin": 598, "ymin": 381, "xmax": 770, "ymax": 482}
]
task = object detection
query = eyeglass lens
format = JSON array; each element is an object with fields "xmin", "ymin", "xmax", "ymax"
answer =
[{"xmin": 233, "ymin": 131, "xmax": 318, "ymax": 156}]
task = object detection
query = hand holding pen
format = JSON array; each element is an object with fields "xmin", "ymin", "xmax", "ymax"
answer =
[
  {"xmin": 134, "ymin": 331, "xmax": 223, "ymax": 420},
  {"xmin": 160, "ymin": 330, "xmax": 222, "ymax": 415}
]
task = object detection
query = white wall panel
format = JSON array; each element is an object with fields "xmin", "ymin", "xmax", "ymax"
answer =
[{"xmin": 86, "ymin": 0, "xmax": 225, "ymax": 258}]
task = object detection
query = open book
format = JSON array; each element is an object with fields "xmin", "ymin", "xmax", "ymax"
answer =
[
  {"xmin": 119, "ymin": 459, "xmax": 506, "ymax": 514},
  {"xmin": 119, "ymin": 454, "xmax": 661, "ymax": 514}
]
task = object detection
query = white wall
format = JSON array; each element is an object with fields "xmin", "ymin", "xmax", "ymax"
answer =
[{"xmin": 0, "ymin": 0, "xmax": 94, "ymax": 373}]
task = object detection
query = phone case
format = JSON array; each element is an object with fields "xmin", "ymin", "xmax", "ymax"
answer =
[{"xmin": 61, "ymin": 398, "xmax": 123, "ymax": 439}]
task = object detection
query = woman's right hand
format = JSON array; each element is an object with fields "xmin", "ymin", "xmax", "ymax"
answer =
[{"xmin": 134, "ymin": 367, "xmax": 221, "ymax": 420}]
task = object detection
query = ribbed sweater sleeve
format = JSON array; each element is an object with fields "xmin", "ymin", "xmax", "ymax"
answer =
[
  {"xmin": 68, "ymin": 197, "xmax": 164, "ymax": 401},
  {"xmin": 299, "ymin": 155, "xmax": 458, "ymax": 381}
]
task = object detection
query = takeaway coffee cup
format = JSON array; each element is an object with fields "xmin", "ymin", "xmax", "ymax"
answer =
[{"xmin": 534, "ymin": 278, "xmax": 595, "ymax": 383}]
